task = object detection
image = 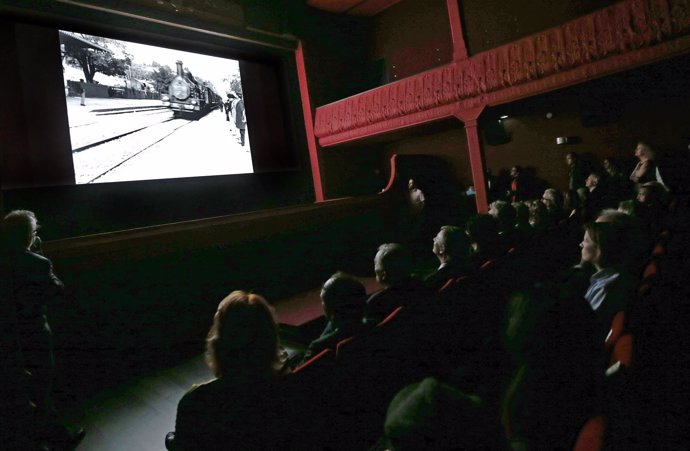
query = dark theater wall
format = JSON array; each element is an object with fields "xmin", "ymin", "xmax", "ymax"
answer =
[
  {"xmin": 461, "ymin": 0, "xmax": 619, "ymax": 54},
  {"xmin": 372, "ymin": 0, "xmax": 453, "ymax": 81}
]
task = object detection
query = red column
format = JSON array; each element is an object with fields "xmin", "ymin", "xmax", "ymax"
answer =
[
  {"xmin": 295, "ymin": 41, "xmax": 325, "ymax": 202},
  {"xmin": 446, "ymin": 0, "xmax": 468, "ymax": 61},
  {"xmin": 454, "ymin": 108, "xmax": 488, "ymax": 213}
]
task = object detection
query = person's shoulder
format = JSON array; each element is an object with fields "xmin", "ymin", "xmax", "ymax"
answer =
[
  {"xmin": 180, "ymin": 379, "xmax": 220, "ymax": 403},
  {"xmin": 9, "ymin": 249, "xmax": 51, "ymax": 268},
  {"xmin": 366, "ymin": 287, "xmax": 388, "ymax": 304}
]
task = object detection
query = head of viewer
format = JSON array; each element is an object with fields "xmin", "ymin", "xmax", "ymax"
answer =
[
  {"xmin": 585, "ymin": 172, "xmax": 601, "ymax": 190},
  {"xmin": 2, "ymin": 209, "xmax": 39, "ymax": 250},
  {"xmin": 205, "ymin": 290, "xmax": 280, "ymax": 379},
  {"xmin": 383, "ymin": 378, "xmax": 501, "ymax": 451},
  {"xmin": 432, "ymin": 225, "xmax": 469, "ymax": 264},
  {"xmin": 565, "ymin": 152, "xmax": 577, "ymax": 167},
  {"xmin": 580, "ymin": 221, "xmax": 631, "ymax": 271},
  {"xmin": 374, "ymin": 243, "xmax": 412, "ymax": 287},
  {"xmin": 320, "ymin": 272, "xmax": 366, "ymax": 322},
  {"xmin": 634, "ymin": 141, "xmax": 654, "ymax": 161},
  {"xmin": 510, "ymin": 165, "xmax": 521, "ymax": 179},
  {"xmin": 542, "ymin": 188, "xmax": 563, "ymax": 212}
]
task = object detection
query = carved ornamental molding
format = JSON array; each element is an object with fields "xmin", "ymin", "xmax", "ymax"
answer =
[{"xmin": 314, "ymin": 0, "xmax": 690, "ymax": 147}]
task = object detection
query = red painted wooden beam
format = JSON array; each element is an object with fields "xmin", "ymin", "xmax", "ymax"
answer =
[
  {"xmin": 455, "ymin": 107, "xmax": 488, "ymax": 213},
  {"xmin": 295, "ymin": 41, "xmax": 325, "ymax": 202},
  {"xmin": 446, "ymin": 0, "xmax": 468, "ymax": 61}
]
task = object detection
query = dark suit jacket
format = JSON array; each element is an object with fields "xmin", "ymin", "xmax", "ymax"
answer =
[
  {"xmin": 364, "ymin": 277, "xmax": 429, "ymax": 326},
  {"xmin": 299, "ymin": 319, "xmax": 365, "ymax": 365},
  {"xmin": 424, "ymin": 261, "xmax": 473, "ymax": 292},
  {"xmin": 174, "ymin": 375, "xmax": 287, "ymax": 451},
  {"xmin": 5, "ymin": 249, "xmax": 63, "ymax": 341}
]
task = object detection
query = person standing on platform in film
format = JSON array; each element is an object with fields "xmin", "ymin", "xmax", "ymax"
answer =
[
  {"xmin": 225, "ymin": 92, "xmax": 237, "ymax": 122},
  {"xmin": 78, "ymin": 79, "xmax": 86, "ymax": 106},
  {"xmin": 234, "ymin": 92, "xmax": 247, "ymax": 148}
]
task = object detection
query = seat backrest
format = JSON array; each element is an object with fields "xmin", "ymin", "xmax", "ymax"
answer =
[
  {"xmin": 610, "ymin": 334, "xmax": 634, "ymax": 367},
  {"xmin": 651, "ymin": 242, "xmax": 666, "ymax": 257},
  {"xmin": 642, "ymin": 261, "xmax": 658, "ymax": 280},
  {"xmin": 604, "ymin": 311, "xmax": 626, "ymax": 349},
  {"xmin": 572, "ymin": 415, "xmax": 606, "ymax": 451},
  {"xmin": 292, "ymin": 348, "xmax": 333, "ymax": 374},
  {"xmin": 335, "ymin": 336, "xmax": 356, "ymax": 361},
  {"xmin": 376, "ymin": 306, "xmax": 404, "ymax": 327}
]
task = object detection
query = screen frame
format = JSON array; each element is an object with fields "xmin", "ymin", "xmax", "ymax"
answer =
[{"xmin": 0, "ymin": 1, "xmax": 314, "ymax": 238}]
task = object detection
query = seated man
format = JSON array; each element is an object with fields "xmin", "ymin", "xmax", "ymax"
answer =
[
  {"xmin": 298, "ymin": 272, "xmax": 366, "ymax": 365},
  {"xmin": 424, "ymin": 225, "xmax": 472, "ymax": 291},
  {"xmin": 465, "ymin": 214, "xmax": 503, "ymax": 267},
  {"xmin": 364, "ymin": 243, "xmax": 427, "ymax": 326},
  {"xmin": 489, "ymin": 200, "xmax": 518, "ymax": 245},
  {"xmin": 541, "ymin": 188, "xmax": 566, "ymax": 225}
]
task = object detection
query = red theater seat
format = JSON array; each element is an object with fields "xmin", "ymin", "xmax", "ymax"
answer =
[
  {"xmin": 610, "ymin": 334, "xmax": 634, "ymax": 367},
  {"xmin": 605, "ymin": 311, "xmax": 626, "ymax": 349},
  {"xmin": 292, "ymin": 348, "xmax": 333, "ymax": 374},
  {"xmin": 573, "ymin": 415, "xmax": 606, "ymax": 451}
]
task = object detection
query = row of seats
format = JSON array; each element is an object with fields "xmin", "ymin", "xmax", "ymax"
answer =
[{"xmin": 573, "ymin": 223, "xmax": 684, "ymax": 451}]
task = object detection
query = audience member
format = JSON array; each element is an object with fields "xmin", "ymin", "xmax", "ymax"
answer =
[
  {"xmin": 407, "ymin": 178, "xmax": 426, "ymax": 216},
  {"xmin": 507, "ymin": 165, "xmax": 529, "ymax": 202},
  {"xmin": 596, "ymin": 209, "xmax": 648, "ymax": 274},
  {"xmin": 566, "ymin": 152, "xmax": 587, "ymax": 193},
  {"xmin": 584, "ymin": 171, "xmax": 615, "ymax": 221},
  {"xmin": 364, "ymin": 243, "xmax": 427, "ymax": 325},
  {"xmin": 465, "ymin": 214, "xmax": 503, "ymax": 266},
  {"xmin": 629, "ymin": 141, "xmax": 657, "ymax": 185},
  {"xmin": 424, "ymin": 225, "xmax": 472, "ymax": 291},
  {"xmin": 635, "ymin": 181, "xmax": 668, "ymax": 237},
  {"xmin": 502, "ymin": 286, "xmax": 599, "ymax": 450},
  {"xmin": 512, "ymin": 201, "xmax": 533, "ymax": 242},
  {"xmin": 541, "ymin": 188, "xmax": 565, "ymax": 225},
  {"xmin": 1, "ymin": 210, "xmax": 84, "ymax": 450},
  {"xmin": 173, "ymin": 291, "xmax": 288, "ymax": 451},
  {"xmin": 603, "ymin": 156, "xmax": 631, "ymax": 201},
  {"xmin": 618, "ymin": 199, "xmax": 636, "ymax": 216},
  {"xmin": 579, "ymin": 221, "xmax": 637, "ymax": 341},
  {"xmin": 299, "ymin": 272, "xmax": 366, "ymax": 364},
  {"xmin": 381, "ymin": 377, "xmax": 508, "ymax": 451},
  {"xmin": 489, "ymin": 200, "xmax": 518, "ymax": 244},
  {"xmin": 528, "ymin": 199, "xmax": 549, "ymax": 232}
]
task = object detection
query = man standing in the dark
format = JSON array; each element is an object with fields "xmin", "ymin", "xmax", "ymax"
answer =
[
  {"xmin": 1, "ymin": 210, "xmax": 84, "ymax": 449},
  {"xmin": 235, "ymin": 92, "xmax": 247, "ymax": 147},
  {"xmin": 566, "ymin": 152, "xmax": 587, "ymax": 193},
  {"xmin": 507, "ymin": 165, "xmax": 529, "ymax": 202}
]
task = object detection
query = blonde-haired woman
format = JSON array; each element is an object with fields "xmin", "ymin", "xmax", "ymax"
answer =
[{"xmin": 629, "ymin": 141, "xmax": 657, "ymax": 185}]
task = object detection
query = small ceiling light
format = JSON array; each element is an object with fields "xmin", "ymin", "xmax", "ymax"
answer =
[{"xmin": 500, "ymin": 115, "xmax": 509, "ymax": 119}]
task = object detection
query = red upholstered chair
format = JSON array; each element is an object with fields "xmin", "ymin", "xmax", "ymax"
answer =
[
  {"xmin": 335, "ymin": 335, "xmax": 356, "ymax": 361},
  {"xmin": 642, "ymin": 261, "xmax": 658, "ymax": 280},
  {"xmin": 334, "ymin": 307, "xmax": 403, "ymax": 360},
  {"xmin": 604, "ymin": 311, "xmax": 626, "ymax": 349},
  {"xmin": 651, "ymin": 242, "xmax": 666, "ymax": 257},
  {"xmin": 291, "ymin": 348, "xmax": 333, "ymax": 374},
  {"xmin": 572, "ymin": 416, "xmax": 606, "ymax": 451},
  {"xmin": 609, "ymin": 334, "xmax": 634, "ymax": 367},
  {"xmin": 479, "ymin": 259, "xmax": 496, "ymax": 271},
  {"xmin": 376, "ymin": 305, "xmax": 404, "ymax": 327},
  {"xmin": 437, "ymin": 277, "xmax": 456, "ymax": 294}
]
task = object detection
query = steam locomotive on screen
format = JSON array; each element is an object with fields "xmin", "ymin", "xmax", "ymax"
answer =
[{"xmin": 161, "ymin": 60, "xmax": 221, "ymax": 119}]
